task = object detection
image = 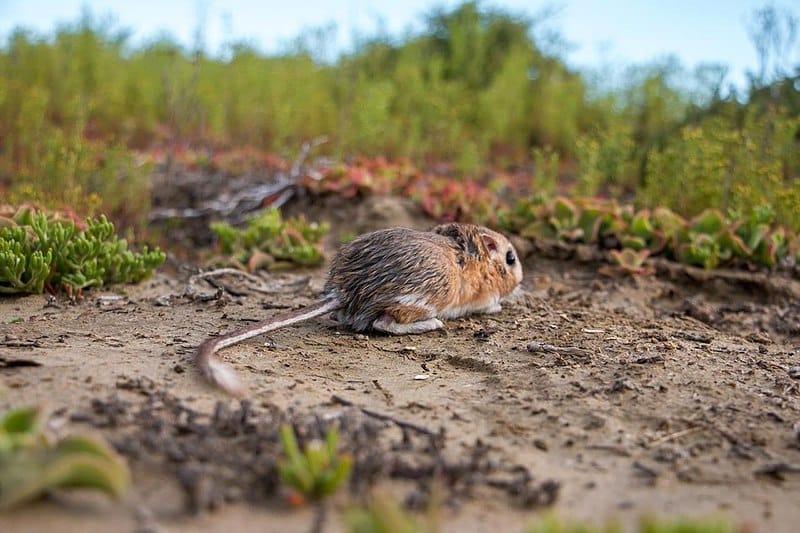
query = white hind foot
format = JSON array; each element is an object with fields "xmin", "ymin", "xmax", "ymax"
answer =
[
  {"xmin": 482, "ymin": 302, "xmax": 502, "ymax": 314},
  {"xmin": 373, "ymin": 316, "xmax": 444, "ymax": 334}
]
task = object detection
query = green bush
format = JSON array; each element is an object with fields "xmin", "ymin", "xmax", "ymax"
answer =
[
  {"xmin": 574, "ymin": 122, "xmax": 638, "ymax": 197},
  {"xmin": 210, "ymin": 208, "xmax": 329, "ymax": 270},
  {"xmin": 0, "ymin": 206, "xmax": 165, "ymax": 294},
  {"xmin": 0, "ymin": 3, "xmax": 596, "ymax": 171},
  {"xmin": 638, "ymin": 106, "xmax": 800, "ymax": 231}
]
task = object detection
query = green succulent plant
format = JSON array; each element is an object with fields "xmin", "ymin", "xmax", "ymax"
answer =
[
  {"xmin": 499, "ymin": 197, "xmax": 798, "ymax": 272},
  {"xmin": 278, "ymin": 424, "xmax": 352, "ymax": 503},
  {"xmin": 733, "ymin": 205, "xmax": 773, "ymax": 252},
  {"xmin": 604, "ymin": 248, "xmax": 655, "ymax": 276},
  {"xmin": 0, "ymin": 206, "xmax": 165, "ymax": 294},
  {"xmin": 211, "ymin": 208, "xmax": 329, "ymax": 270},
  {"xmin": 0, "ymin": 406, "xmax": 130, "ymax": 510}
]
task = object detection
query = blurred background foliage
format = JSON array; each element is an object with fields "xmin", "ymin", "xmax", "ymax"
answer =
[{"xmin": 0, "ymin": 1, "xmax": 798, "ymax": 230}]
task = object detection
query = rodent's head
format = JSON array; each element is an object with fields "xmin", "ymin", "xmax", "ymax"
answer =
[
  {"xmin": 434, "ymin": 223, "xmax": 523, "ymax": 297},
  {"xmin": 477, "ymin": 227, "xmax": 524, "ymax": 292}
]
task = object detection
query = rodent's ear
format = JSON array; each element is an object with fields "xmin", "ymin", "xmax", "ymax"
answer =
[
  {"xmin": 435, "ymin": 223, "xmax": 479, "ymax": 256},
  {"xmin": 481, "ymin": 232, "xmax": 499, "ymax": 253}
]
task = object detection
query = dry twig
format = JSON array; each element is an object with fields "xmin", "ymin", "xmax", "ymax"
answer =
[
  {"xmin": 526, "ymin": 341, "xmax": 592, "ymax": 358},
  {"xmin": 186, "ymin": 268, "xmax": 309, "ymax": 300}
]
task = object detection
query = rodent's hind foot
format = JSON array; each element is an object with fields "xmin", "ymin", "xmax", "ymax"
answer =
[
  {"xmin": 482, "ymin": 302, "xmax": 503, "ymax": 314},
  {"xmin": 373, "ymin": 315, "xmax": 444, "ymax": 335}
]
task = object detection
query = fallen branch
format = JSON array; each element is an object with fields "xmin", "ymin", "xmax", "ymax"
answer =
[
  {"xmin": 186, "ymin": 268, "xmax": 310, "ymax": 300},
  {"xmin": 755, "ymin": 462, "xmax": 800, "ymax": 480},
  {"xmin": 330, "ymin": 395, "xmax": 441, "ymax": 438},
  {"xmin": 526, "ymin": 341, "xmax": 592, "ymax": 358},
  {"xmin": 150, "ymin": 137, "xmax": 328, "ymax": 222},
  {"xmin": 647, "ymin": 426, "xmax": 702, "ymax": 447}
]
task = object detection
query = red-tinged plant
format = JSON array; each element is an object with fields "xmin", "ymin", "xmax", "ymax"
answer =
[
  {"xmin": 411, "ymin": 177, "xmax": 498, "ymax": 223},
  {"xmin": 305, "ymin": 161, "xmax": 403, "ymax": 198},
  {"xmin": 211, "ymin": 146, "xmax": 289, "ymax": 175}
]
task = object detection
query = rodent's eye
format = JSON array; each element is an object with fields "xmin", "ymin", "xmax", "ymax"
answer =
[{"xmin": 505, "ymin": 250, "xmax": 516, "ymax": 266}]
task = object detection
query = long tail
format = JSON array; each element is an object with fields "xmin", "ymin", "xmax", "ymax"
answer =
[{"xmin": 196, "ymin": 299, "xmax": 340, "ymax": 397}]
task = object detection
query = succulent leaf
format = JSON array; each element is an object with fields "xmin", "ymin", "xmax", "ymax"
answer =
[{"xmin": 0, "ymin": 406, "xmax": 130, "ymax": 510}]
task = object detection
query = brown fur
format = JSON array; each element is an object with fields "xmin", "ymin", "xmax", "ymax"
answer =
[
  {"xmin": 323, "ymin": 224, "xmax": 521, "ymax": 330},
  {"xmin": 381, "ymin": 304, "xmax": 432, "ymax": 324},
  {"xmin": 196, "ymin": 223, "xmax": 523, "ymax": 396}
]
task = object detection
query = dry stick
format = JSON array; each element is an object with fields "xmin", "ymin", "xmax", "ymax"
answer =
[
  {"xmin": 331, "ymin": 395, "xmax": 439, "ymax": 438},
  {"xmin": 290, "ymin": 136, "xmax": 328, "ymax": 181},
  {"xmin": 186, "ymin": 268, "xmax": 309, "ymax": 299},
  {"xmin": 149, "ymin": 136, "xmax": 328, "ymax": 221},
  {"xmin": 0, "ymin": 339, "xmax": 41, "ymax": 348},
  {"xmin": 755, "ymin": 462, "xmax": 800, "ymax": 478},
  {"xmin": 309, "ymin": 502, "xmax": 328, "ymax": 533},
  {"xmin": 262, "ymin": 136, "xmax": 330, "ymax": 211},
  {"xmin": 258, "ymin": 135, "xmax": 330, "ymax": 212},
  {"xmin": 526, "ymin": 341, "xmax": 592, "ymax": 358},
  {"xmin": 585, "ymin": 444, "xmax": 632, "ymax": 457},
  {"xmin": 648, "ymin": 426, "xmax": 702, "ymax": 447}
]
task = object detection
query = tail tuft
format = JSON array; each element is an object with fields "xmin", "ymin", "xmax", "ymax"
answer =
[
  {"xmin": 194, "ymin": 299, "xmax": 340, "ymax": 397},
  {"xmin": 203, "ymin": 359, "xmax": 246, "ymax": 398}
]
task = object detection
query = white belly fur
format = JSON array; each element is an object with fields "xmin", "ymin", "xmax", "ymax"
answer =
[{"xmin": 438, "ymin": 294, "xmax": 501, "ymax": 319}]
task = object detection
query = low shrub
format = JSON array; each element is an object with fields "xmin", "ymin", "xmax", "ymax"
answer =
[{"xmin": 0, "ymin": 205, "xmax": 165, "ymax": 295}]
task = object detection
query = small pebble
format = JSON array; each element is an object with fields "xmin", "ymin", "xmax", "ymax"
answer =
[{"xmin": 788, "ymin": 366, "xmax": 800, "ymax": 380}]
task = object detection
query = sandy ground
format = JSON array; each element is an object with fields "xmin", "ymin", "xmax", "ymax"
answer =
[{"xmin": 2, "ymin": 194, "xmax": 800, "ymax": 533}]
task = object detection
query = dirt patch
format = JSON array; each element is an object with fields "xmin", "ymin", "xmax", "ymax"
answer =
[{"xmin": 2, "ymin": 193, "xmax": 800, "ymax": 532}]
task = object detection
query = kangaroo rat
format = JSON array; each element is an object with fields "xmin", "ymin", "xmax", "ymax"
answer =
[{"xmin": 197, "ymin": 222, "xmax": 523, "ymax": 396}]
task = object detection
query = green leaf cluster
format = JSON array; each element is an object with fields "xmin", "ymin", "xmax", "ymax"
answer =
[
  {"xmin": 344, "ymin": 499, "xmax": 733, "ymax": 533},
  {"xmin": 526, "ymin": 514, "xmax": 732, "ymax": 533},
  {"xmin": 501, "ymin": 196, "xmax": 799, "ymax": 270},
  {"xmin": 346, "ymin": 492, "xmax": 438, "ymax": 533},
  {"xmin": 605, "ymin": 249, "xmax": 654, "ymax": 277},
  {"xmin": 278, "ymin": 424, "xmax": 352, "ymax": 502},
  {"xmin": 0, "ymin": 406, "xmax": 130, "ymax": 510},
  {"xmin": 0, "ymin": 206, "xmax": 165, "ymax": 294},
  {"xmin": 210, "ymin": 208, "xmax": 329, "ymax": 270}
]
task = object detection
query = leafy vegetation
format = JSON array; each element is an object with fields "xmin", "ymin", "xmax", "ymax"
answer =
[
  {"xmin": 635, "ymin": 107, "xmax": 800, "ymax": 232},
  {"xmin": 500, "ymin": 196, "xmax": 799, "ymax": 270},
  {"xmin": 278, "ymin": 424, "xmax": 352, "ymax": 503},
  {"xmin": 0, "ymin": 406, "xmax": 130, "ymax": 510},
  {"xmin": 526, "ymin": 514, "xmax": 733, "ymax": 533},
  {"xmin": 210, "ymin": 208, "xmax": 328, "ymax": 270},
  {"xmin": 346, "ymin": 492, "xmax": 439, "ymax": 533},
  {"xmin": 0, "ymin": 205, "xmax": 165, "ymax": 295},
  {"xmin": 301, "ymin": 157, "xmax": 503, "ymax": 223},
  {"xmin": 343, "ymin": 499, "xmax": 734, "ymax": 533},
  {"xmin": 1, "ymin": 3, "xmax": 798, "ymax": 232}
]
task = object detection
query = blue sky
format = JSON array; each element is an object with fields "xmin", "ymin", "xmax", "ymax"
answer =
[{"xmin": 0, "ymin": 1, "xmax": 795, "ymax": 90}]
